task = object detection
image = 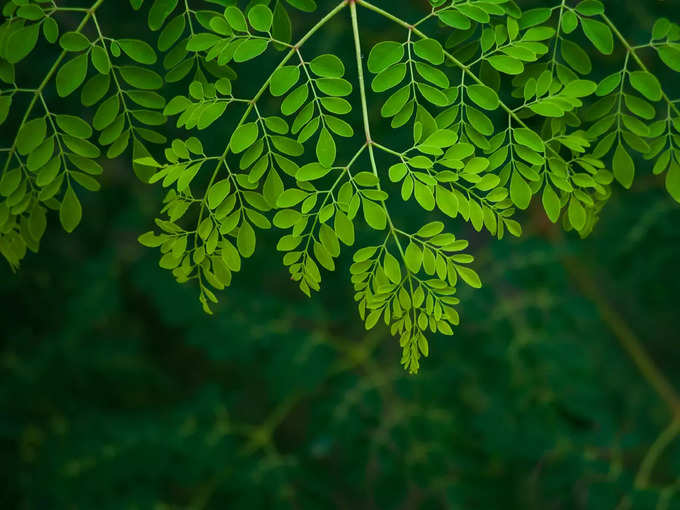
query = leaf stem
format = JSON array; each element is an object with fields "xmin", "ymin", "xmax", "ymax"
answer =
[{"xmin": 349, "ymin": 1, "xmax": 376, "ymax": 166}]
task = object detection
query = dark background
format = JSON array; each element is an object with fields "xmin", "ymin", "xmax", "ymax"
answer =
[{"xmin": 1, "ymin": 0, "xmax": 679, "ymax": 508}]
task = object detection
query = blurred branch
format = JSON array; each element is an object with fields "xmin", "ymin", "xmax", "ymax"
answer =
[
  {"xmin": 563, "ymin": 256, "xmax": 680, "ymax": 419},
  {"xmin": 635, "ymin": 417, "xmax": 680, "ymax": 489}
]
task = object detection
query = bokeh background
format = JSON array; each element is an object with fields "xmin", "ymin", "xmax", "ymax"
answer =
[{"xmin": 2, "ymin": 0, "xmax": 680, "ymax": 508}]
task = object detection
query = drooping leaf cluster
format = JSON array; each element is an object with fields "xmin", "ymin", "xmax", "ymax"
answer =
[{"xmin": 1, "ymin": 0, "xmax": 680, "ymax": 372}]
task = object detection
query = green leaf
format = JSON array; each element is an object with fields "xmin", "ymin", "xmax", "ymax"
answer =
[
  {"xmin": 296, "ymin": 162, "xmax": 331, "ymax": 181},
  {"xmin": 381, "ymin": 85, "xmax": 411, "ymax": 117},
  {"xmin": 362, "ymin": 199, "xmax": 386, "ymax": 230},
  {"xmin": 230, "ymin": 122, "xmax": 259, "ymax": 153},
  {"xmin": 316, "ymin": 78, "xmax": 352, "ymax": 97},
  {"xmin": 281, "ymin": 84, "xmax": 308, "ymax": 115},
  {"xmin": 561, "ymin": 79, "xmax": 597, "ymax": 98},
  {"xmin": 237, "ymin": 221, "xmax": 256, "ymax": 257},
  {"xmin": 487, "ymin": 55, "xmax": 523, "ymax": 75},
  {"xmin": 581, "ymin": 18, "xmax": 614, "ymax": 55},
  {"xmin": 81, "ymin": 73, "xmax": 111, "ymax": 106},
  {"xmin": 186, "ymin": 33, "xmax": 220, "ymax": 52},
  {"xmin": 93, "ymin": 95, "xmax": 120, "ymax": 130},
  {"xmin": 0, "ymin": 96, "xmax": 12, "ymax": 125},
  {"xmin": 541, "ymin": 184, "xmax": 561, "ymax": 223},
  {"xmin": 270, "ymin": 66, "xmax": 300, "ymax": 97},
  {"xmin": 248, "ymin": 5, "xmax": 273, "ymax": 32},
  {"xmin": 17, "ymin": 117, "xmax": 46, "ymax": 156},
  {"xmin": 414, "ymin": 182, "xmax": 435, "ymax": 211},
  {"xmin": 55, "ymin": 115, "xmax": 92, "ymax": 139},
  {"xmin": 333, "ymin": 210, "xmax": 354, "ymax": 246},
  {"xmin": 436, "ymin": 187, "xmax": 459, "ymax": 218},
  {"xmin": 310, "ymin": 54, "xmax": 344, "ymax": 78},
  {"xmin": 59, "ymin": 186, "xmax": 82, "ymax": 233},
  {"xmin": 666, "ymin": 162, "xmax": 680, "ymax": 203},
  {"xmin": 59, "ymin": 32, "xmax": 90, "ymax": 52},
  {"xmin": 561, "ymin": 39, "xmax": 592, "ymax": 74},
  {"xmin": 467, "ymin": 84, "xmax": 499, "ymax": 110},
  {"xmin": 389, "ymin": 163, "xmax": 408, "ymax": 182},
  {"xmin": 234, "ymin": 39, "xmax": 269, "ymax": 62},
  {"xmin": 17, "ymin": 4, "xmax": 43, "ymax": 21},
  {"xmin": 383, "ymin": 251, "xmax": 401, "ymax": 284},
  {"xmin": 438, "ymin": 10, "xmax": 471, "ymax": 30},
  {"xmin": 628, "ymin": 71, "xmax": 663, "ymax": 102},
  {"xmin": 652, "ymin": 18, "xmax": 671, "ymax": 40},
  {"xmin": 316, "ymin": 127, "xmax": 336, "ymax": 168},
  {"xmin": 613, "ymin": 143, "xmax": 634, "ymax": 189},
  {"xmin": 118, "ymin": 39, "xmax": 157, "ymax": 64},
  {"xmin": 43, "ymin": 17, "xmax": 59, "ymax": 44},
  {"xmin": 119, "ymin": 66, "xmax": 163, "ymax": 90},
  {"xmin": 56, "ymin": 53, "xmax": 88, "ymax": 97},
  {"xmin": 225, "ymin": 6, "xmax": 248, "ymax": 32},
  {"xmin": 657, "ymin": 46, "xmax": 680, "ymax": 72},
  {"xmin": 456, "ymin": 265, "xmax": 482, "ymax": 288},
  {"xmin": 276, "ymin": 189, "xmax": 306, "ymax": 208},
  {"xmin": 286, "ymin": 0, "xmax": 316, "ymax": 13},
  {"xmin": 368, "ymin": 41, "xmax": 404, "ymax": 74},
  {"xmin": 513, "ymin": 128, "xmax": 544, "ymax": 152},
  {"xmin": 568, "ymin": 196, "xmax": 586, "ymax": 231},
  {"xmin": 6, "ymin": 23, "xmax": 40, "ymax": 63},
  {"xmin": 0, "ymin": 168, "xmax": 22, "ymax": 197},
  {"xmin": 510, "ymin": 171, "xmax": 532, "ymax": 209},
  {"xmin": 148, "ymin": 0, "xmax": 178, "ymax": 31},
  {"xmin": 405, "ymin": 241, "xmax": 422, "ymax": 273},
  {"xmin": 272, "ymin": 0, "xmax": 292, "ymax": 46},
  {"xmin": 221, "ymin": 239, "xmax": 241, "ymax": 271},
  {"xmin": 624, "ymin": 94, "xmax": 655, "ymax": 120},
  {"xmin": 158, "ymin": 14, "xmax": 185, "ymax": 51},
  {"xmin": 416, "ymin": 82, "xmax": 450, "ymax": 107},
  {"xmin": 423, "ymin": 129, "xmax": 456, "ymax": 148},
  {"xmin": 457, "ymin": 4, "xmax": 490, "ymax": 23},
  {"xmin": 575, "ymin": 0, "xmax": 605, "ymax": 16},
  {"xmin": 414, "ymin": 62, "xmax": 448, "ymax": 89},
  {"xmin": 90, "ymin": 46, "xmax": 110, "ymax": 74},
  {"xmin": 413, "ymin": 38, "xmax": 444, "ymax": 65},
  {"xmin": 208, "ymin": 179, "xmax": 230, "ymax": 209}
]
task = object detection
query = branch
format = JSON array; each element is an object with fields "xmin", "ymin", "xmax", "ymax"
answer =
[{"xmin": 562, "ymin": 255, "xmax": 680, "ymax": 419}]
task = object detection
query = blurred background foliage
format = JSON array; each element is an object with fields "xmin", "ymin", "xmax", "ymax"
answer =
[{"xmin": 1, "ymin": 0, "xmax": 680, "ymax": 508}]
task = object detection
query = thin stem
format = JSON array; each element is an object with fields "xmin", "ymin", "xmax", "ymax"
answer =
[
  {"xmin": 350, "ymin": 1, "xmax": 376, "ymax": 168},
  {"xmin": 549, "ymin": 0, "xmax": 566, "ymax": 74}
]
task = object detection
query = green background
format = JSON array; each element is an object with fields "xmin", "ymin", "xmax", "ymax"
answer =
[{"xmin": 1, "ymin": 0, "xmax": 680, "ymax": 508}]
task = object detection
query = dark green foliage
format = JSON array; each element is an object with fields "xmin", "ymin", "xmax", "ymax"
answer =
[{"xmin": 1, "ymin": 186, "xmax": 678, "ymax": 508}]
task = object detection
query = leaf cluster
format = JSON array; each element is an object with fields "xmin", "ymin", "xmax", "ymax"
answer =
[{"xmin": 1, "ymin": 0, "xmax": 679, "ymax": 372}]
